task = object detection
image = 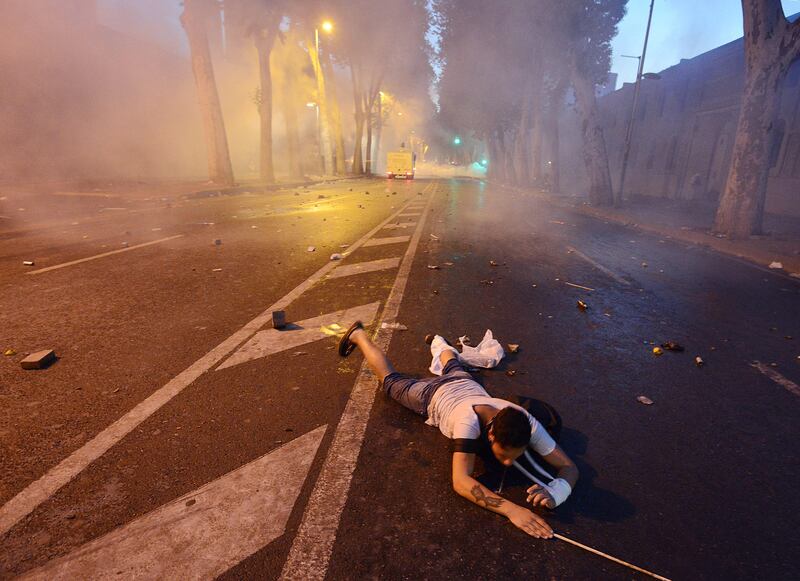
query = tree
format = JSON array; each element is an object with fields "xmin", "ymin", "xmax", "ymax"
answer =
[
  {"xmin": 181, "ymin": 0, "xmax": 235, "ymax": 185},
  {"xmin": 226, "ymin": 0, "xmax": 285, "ymax": 183},
  {"xmin": 714, "ymin": 0, "xmax": 800, "ymax": 237}
]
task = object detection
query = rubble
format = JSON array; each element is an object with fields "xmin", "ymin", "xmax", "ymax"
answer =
[{"xmin": 21, "ymin": 349, "xmax": 57, "ymax": 370}]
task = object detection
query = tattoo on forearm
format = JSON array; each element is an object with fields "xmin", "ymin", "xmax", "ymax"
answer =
[{"xmin": 471, "ymin": 485, "xmax": 504, "ymax": 508}]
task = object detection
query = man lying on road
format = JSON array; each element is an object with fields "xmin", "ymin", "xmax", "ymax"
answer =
[{"xmin": 338, "ymin": 322, "xmax": 579, "ymax": 538}]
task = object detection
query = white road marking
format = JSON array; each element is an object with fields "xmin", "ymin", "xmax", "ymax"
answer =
[
  {"xmin": 327, "ymin": 257, "xmax": 401, "ymax": 279},
  {"xmin": 280, "ymin": 181, "xmax": 437, "ymax": 581},
  {"xmin": 398, "ymin": 212, "xmax": 421, "ymax": 217},
  {"xmin": 0, "ymin": 194, "xmax": 426, "ymax": 538},
  {"xmin": 382, "ymin": 222, "xmax": 416, "ymax": 230},
  {"xmin": 217, "ymin": 302, "xmax": 381, "ymax": 371},
  {"xmin": 566, "ymin": 246, "xmax": 631, "ymax": 286},
  {"xmin": 25, "ymin": 235, "xmax": 184, "ymax": 275},
  {"xmin": 363, "ymin": 236, "xmax": 410, "ymax": 247},
  {"xmin": 20, "ymin": 426, "xmax": 327, "ymax": 581},
  {"xmin": 750, "ymin": 361, "xmax": 800, "ymax": 398}
]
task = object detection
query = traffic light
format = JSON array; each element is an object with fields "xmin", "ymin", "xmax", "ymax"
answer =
[{"xmin": 453, "ymin": 136, "xmax": 462, "ymax": 146}]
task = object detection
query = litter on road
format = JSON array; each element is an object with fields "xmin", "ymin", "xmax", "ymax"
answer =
[
  {"xmin": 211, "ymin": 268, "xmax": 222, "ymax": 272},
  {"xmin": 307, "ymin": 246, "xmax": 316, "ymax": 252},
  {"xmin": 427, "ymin": 265, "xmax": 440, "ymax": 270},
  {"xmin": 564, "ymin": 281, "xmax": 595, "ymax": 291},
  {"xmin": 653, "ymin": 346, "xmax": 664, "ymax": 356},
  {"xmin": 213, "ymin": 239, "xmax": 222, "ymax": 246},
  {"xmin": 22, "ymin": 261, "xmax": 35, "ymax": 266},
  {"xmin": 507, "ymin": 344, "xmax": 520, "ymax": 353},
  {"xmin": 637, "ymin": 395, "xmax": 654, "ymax": 405},
  {"xmin": 430, "ymin": 234, "xmax": 440, "ymax": 241},
  {"xmin": 769, "ymin": 261, "xmax": 783, "ymax": 269},
  {"xmin": 21, "ymin": 349, "xmax": 57, "ymax": 370},
  {"xmin": 381, "ymin": 322, "xmax": 408, "ymax": 331},
  {"xmin": 577, "ymin": 300, "xmax": 588, "ymax": 311},
  {"xmin": 4, "ymin": 348, "xmax": 16, "ymax": 356},
  {"xmin": 661, "ymin": 341, "xmax": 685, "ymax": 352},
  {"xmin": 695, "ymin": 356, "xmax": 704, "ymax": 367},
  {"xmin": 272, "ymin": 310, "xmax": 287, "ymax": 329},
  {"xmin": 330, "ymin": 253, "xmax": 343, "ymax": 261}
]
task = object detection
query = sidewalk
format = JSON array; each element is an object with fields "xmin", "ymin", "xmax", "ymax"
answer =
[{"xmin": 546, "ymin": 193, "xmax": 800, "ymax": 278}]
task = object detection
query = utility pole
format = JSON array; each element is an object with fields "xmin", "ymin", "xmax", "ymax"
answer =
[{"xmin": 616, "ymin": 0, "xmax": 655, "ymax": 207}]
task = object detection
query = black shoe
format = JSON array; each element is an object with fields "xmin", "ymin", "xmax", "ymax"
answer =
[{"xmin": 338, "ymin": 321, "xmax": 365, "ymax": 357}]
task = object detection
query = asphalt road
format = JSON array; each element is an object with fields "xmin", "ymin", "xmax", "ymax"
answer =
[{"xmin": 1, "ymin": 178, "xmax": 798, "ymax": 580}]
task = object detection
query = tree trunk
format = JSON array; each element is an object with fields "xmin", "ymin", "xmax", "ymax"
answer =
[
  {"xmin": 515, "ymin": 79, "xmax": 532, "ymax": 185},
  {"xmin": 531, "ymin": 115, "xmax": 543, "ymax": 183},
  {"xmin": 365, "ymin": 96, "xmax": 374, "ymax": 175},
  {"xmin": 549, "ymin": 110, "xmax": 561, "ymax": 193},
  {"xmin": 254, "ymin": 30, "xmax": 276, "ymax": 183},
  {"xmin": 714, "ymin": 0, "xmax": 800, "ymax": 237},
  {"xmin": 308, "ymin": 35, "xmax": 334, "ymax": 175},
  {"xmin": 571, "ymin": 69, "xmax": 614, "ymax": 205},
  {"xmin": 351, "ymin": 67, "xmax": 365, "ymax": 175},
  {"xmin": 374, "ymin": 93, "xmax": 383, "ymax": 175},
  {"xmin": 283, "ymin": 64, "xmax": 303, "ymax": 178},
  {"xmin": 180, "ymin": 0, "xmax": 234, "ymax": 186},
  {"xmin": 323, "ymin": 52, "xmax": 347, "ymax": 174}
]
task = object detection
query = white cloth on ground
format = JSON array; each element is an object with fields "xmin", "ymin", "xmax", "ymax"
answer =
[{"xmin": 428, "ymin": 329, "xmax": 505, "ymax": 375}]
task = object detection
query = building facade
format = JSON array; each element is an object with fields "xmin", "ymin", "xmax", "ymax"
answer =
[{"xmin": 560, "ymin": 33, "xmax": 800, "ymax": 217}]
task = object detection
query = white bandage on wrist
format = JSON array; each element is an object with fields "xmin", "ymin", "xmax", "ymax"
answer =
[{"xmin": 546, "ymin": 478, "xmax": 572, "ymax": 507}]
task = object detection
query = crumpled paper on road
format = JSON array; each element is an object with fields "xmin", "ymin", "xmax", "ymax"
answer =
[{"xmin": 429, "ymin": 329, "xmax": 505, "ymax": 375}]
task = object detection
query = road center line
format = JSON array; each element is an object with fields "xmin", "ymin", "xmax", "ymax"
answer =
[
  {"xmin": 25, "ymin": 235, "xmax": 185, "ymax": 275},
  {"xmin": 280, "ymin": 181, "xmax": 438, "ymax": 581},
  {"xmin": 750, "ymin": 361, "xmax": 800, "ymax": 398},
  {"xmin": 0, "ymin": 187, "xmax": 431, "ymax": 538},
  {"xmin": 566, "ymin": 245, "xmax": 631, "ymax": 286}
]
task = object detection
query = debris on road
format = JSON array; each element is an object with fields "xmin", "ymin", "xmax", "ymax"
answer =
[
  {"xmin": 22, "ymin": 260, "xmax": 35, "ymax": 266},
  {"xmin": 564, "ymin": 281, "xmax": 594, "ymax": 291},
  {"xmin": 211, "ymin": 268, "xmax": 222, "ymax": 272},
  {"xmin": 4, "ymin": 348, "xmax": 16, "ymax": 356},
  {"xmin": 330, "ymin": 253, "xmax": 343, "ymax": 260},
  {"xmin": 769, "ymin": 261, "xmax": 783, "ymax": 269},
  {"xmin": 653, "ymin": 346, "xmax": 664, "ymax": 356},
  {"xmin": 507, "ymin": 344, "xmax": 520, "ymax": 353},
  {"xmin": 506, "ymin": 370, "xmax": 516, "ymax": 377},
  {"xmin": 293, "ymin": 351, "xmax": 307, "ymax": 357},
  {"xmin": 432, "ymin": 289, "xmax": 439, "ymax": 294},
  {"xmin": 489, "ymin": 260, "xmax": 498, "ymax": 266},
  {"xmin": 637, "ymin": 395, "xmax": 654, "ymax": 405},
  {"xmin": 381, "ymin": 322, "xmax": 408, "ymax": 331},
  {"xmin": 577, "ymin": 300, "xmax": 588, "ymax": 311},
  {"xmin": 272, "ymin": 311, "xmax": 287, "ymax": 329},
  {"xmin": 430, "ymin": 234, "xmax": 440, "ymax": 241},
  {"xmin": 318, "ymin": 194, "xmax": 326, "ymax": 199},
  {"xmin": 121, "ymin": 242, "xmax": 129, "ymax": 248},
  {"xmin": 21, "ymin": 349, "xmax": 57, "ymax": 370},
  {"xmin": 661, "ymin": 341, "xmax": 685, "ymax": 352},
  {"xmin": 213, "ymin": 238, "xmax": 222, "ymax": 246},
  {"xmin": 695, "ymin": 356, "xmax": 704, "ymax": 367},
  {"xmin": 549, "ymin": 220, "xmax": 565, "ymax": 225},
  {"xmin": 340, "ymin": 244, "xmax": 350, "ymax": 248},
  {"xmin": 427, "ymin": 265, "xmax": 440, "ymax": 270},
  {"xmin": 641, "ymin": 262, "xmax": 648, "ymax": 268},
  {"xmin": 444, "ymin": 262, "xmax": 454, "ymax": 266},
  {"xmin": 307, "ymin": 246, "xmax": 316, "ymax": 252}
]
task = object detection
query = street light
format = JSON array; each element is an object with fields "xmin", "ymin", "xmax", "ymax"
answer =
[{"xmin": 616, "ymin": 0, "xmax": 656, "ymax": 206}]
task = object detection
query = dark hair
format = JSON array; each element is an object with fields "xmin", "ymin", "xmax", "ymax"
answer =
[{"xmin": 491, "ymin": 407, "xmax": 531, "ymax": 449}]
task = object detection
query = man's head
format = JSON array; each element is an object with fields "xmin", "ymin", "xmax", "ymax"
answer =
[{"xmin": 488, "ymin": 407, "xmax": 531, "ymax": 466}]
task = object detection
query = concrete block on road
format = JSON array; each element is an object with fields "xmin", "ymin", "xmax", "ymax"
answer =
[
  {"xmin": 272, "ymin": 311, "xmax": 287, "ymax": 330},
  {"xmin": 21, "ymin": 349, "xmax": 57, "ymax": 370}
]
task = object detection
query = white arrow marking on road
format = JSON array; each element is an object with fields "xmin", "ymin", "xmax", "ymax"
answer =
[
  {"xmin": 21, "ymin": 426, "xmax": 327, "ymax": 581},
  {"xmin": 217, "ymin": 302, "xmax": 381, "ymax": 371},
  {"xmin": 363, "ymin": 235, "xmax": 410, "ymax": 247},
  {"xmin": 327, "ymin": 257, "xmax": 402, "ymax": 279}
]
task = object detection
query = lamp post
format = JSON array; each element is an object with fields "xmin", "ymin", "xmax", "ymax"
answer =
[{"xmin": 616, "ymin": 0, "xmax": 656, "ymax": 207}]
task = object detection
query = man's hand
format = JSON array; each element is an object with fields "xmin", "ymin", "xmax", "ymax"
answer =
[
  {"xmin": 506, "ymin": 504, "xmax": 553, "ymax": 539},
  {"xmin": 526, "ymin": 483, "xmax": 556, "ymax": 509}
]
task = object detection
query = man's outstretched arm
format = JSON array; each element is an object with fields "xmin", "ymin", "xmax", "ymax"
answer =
[
  {"xmin": 526, "ymin": 445, "xmax": 579, "ymax": 509},
  {"xmin": 451, "ymin": 452, "xmax": 553, "ymax": 539}
]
